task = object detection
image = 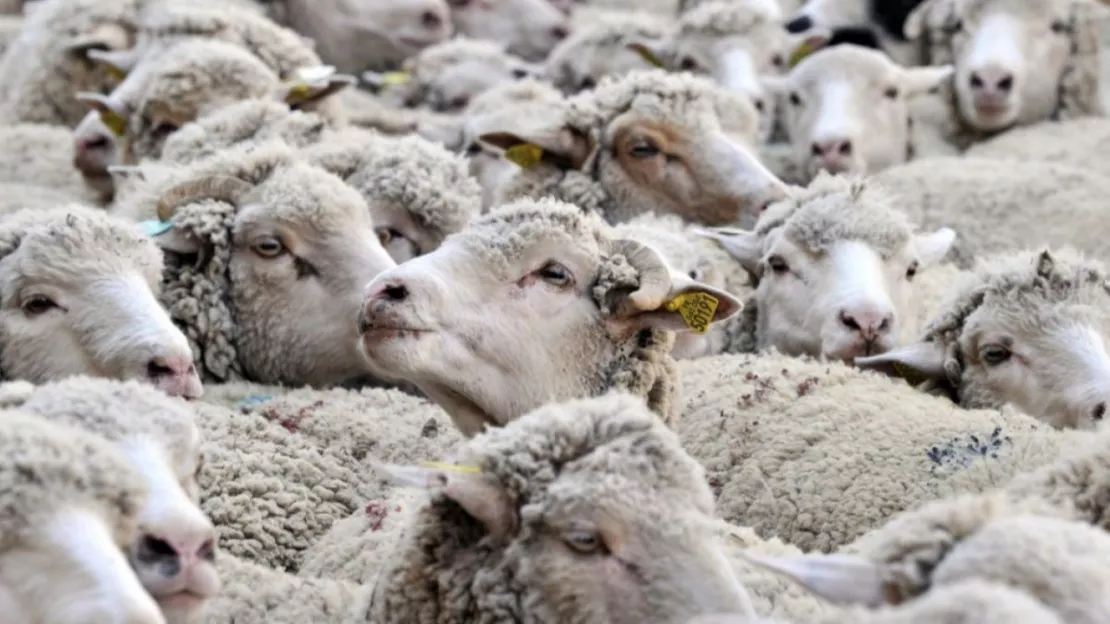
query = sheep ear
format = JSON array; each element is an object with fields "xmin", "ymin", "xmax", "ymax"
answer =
[
  {"xmin": 479, "ymin": 123, "xmax": 593, "ymax": 171},
  {"xmin": 903, "ymin": 0, "xmax": 938, "ymax": 39},
  {"xmin": 741, "ymin": 552, "xmax": 891, "ymax": 607},
  {"xmin": 281, "ymin": 68, "xmax": 356, "ymax": 107},
  {"xmin": 378, "ymin": 463, "xmax": 516, "ymax": 539},
  {"xmin": 637, "ymin": 278, "xmax": 744, "ymax": 335},
  {"xmin": 625, "ymin": 40, "xmax": 667, "ymax": 69},
  {"xmin": 914, "ymin": 227, "xmax": 956, "ymax": 267},
  {"xmin": 900, "ymin": 64, "xmax": 954, "ymax": 96},
  {"xmin": 149, "ymin": 224, "xmax": 202, "ymax": 255},
  {"xmin": 855, "ymin": 341, "xmax": 947, "ymax": 384},
  {"xmin": 65, "ymin": 23, "xmax": 130, "ymax": 58},
  {"xmin": 692, "ymin": 227, "xmax": 763, "ymax": 276}
]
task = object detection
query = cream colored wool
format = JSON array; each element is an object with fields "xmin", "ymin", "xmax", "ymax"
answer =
[{"xmin": 0, "ymin": 124, "xmax": 105, "ymax": 206}]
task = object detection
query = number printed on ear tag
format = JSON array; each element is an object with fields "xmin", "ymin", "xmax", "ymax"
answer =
[{"xmin": 665, "ymin": 292, "xmax": 719, "ymax": 334}]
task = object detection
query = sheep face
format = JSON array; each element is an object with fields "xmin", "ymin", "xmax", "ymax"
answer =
[
  {"xmin": 73, "ymin": 110, "xmax": 121, "ymax": 199},
  {"xmin": 285, "ymin": 0, "xmax": 452, "ymax": 72},
  {"xmin": 0, "ymin": 209, "xmax": 202, "ymax": 398},
  {"xmin": 358, "ymin": 200, "xmax": 741, "ymax": 434},
  {"xmin": 375, "ymin": 393, "xmax": 753, "ymax": 622},
  {"xmin": 0, "ymin": 412, "xmax": 161, "ymax": 624},
  {"xmin": 905, "ymin": 0, "xmax": 1078, "ymax": 132},
  {"xmin": 154, "ymin": 158, "xmax": 398, "ymax": 386},
  {"xmin": 860, "ymin": 249, "xmax": 1110, "ymax": 429},
  {"xmin": 481, "ymin": 72, "xmax": 791, "ymax": 226},
  {"xmin": 544, "ymin": 21, "xmax": 666, "ymax": 95},
  {"xmin": 766, "ymin": 46, "xmax": 953, "ymax": 178},
  {"xmin": 702, "ymin": 175, "xmax": 955, "ymax": 361},
  {"xmin": 450, "ymin": 0, "xmax": 570, "ymax": 63}
]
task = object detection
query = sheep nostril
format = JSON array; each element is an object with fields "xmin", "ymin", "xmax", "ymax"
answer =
[
  {"xmin": 1094, "ymin": 402, "xmax": 1106, "ymax": 421},
  {"xmin": 383, "ymin": 284, "xmax": 409, "ymax": 301},
  {"xmin": 421, "ymin": 10, "xmax": 442, "ymax": 29},
  {"xmin": 146, "ymin": 361, "xmax": 174, "ymax": 379}
]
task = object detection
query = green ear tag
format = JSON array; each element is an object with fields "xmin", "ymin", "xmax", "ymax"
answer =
[
  {"xmin": 139, "ymin": 219, "xmax": 173, "ymax": 237},
  {"xmin": 789, "ymin": 39, "xmax": 820, "ymax": 67}
]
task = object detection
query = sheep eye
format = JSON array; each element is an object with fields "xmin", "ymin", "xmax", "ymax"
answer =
[
  {"xmin": 789, "ymin": 92, "xmax": 802, "ymax": 107},
  {"xmin": 767, "ymin": 255, "xmax": 789, "ymax": 274},
  {"xmin": 980, "ymin": 344, "xmax": 1012, "ymax": 366},
  {"xmin": 905, "ymin": 261, "xmax": 919, "ymax": 280},
  {"xmin": 151, "ymin": 121, "xmax": 179, "ymax": 137},
  {"xmin": 629, "ymin": 140, "xmax": 660, "ymax": 158},
  {"xmin": 679, "ymin": 56, "xmax": 698, "ymax": 71},
  {"xmin": 753, "ymin": 97, "xmax": 766, "ymax": 113},
  {"xmin": 448, "ymin": 95, "xmax": 470, "ymax": 110},
  {"xmin": 538, "ymin": 261, "xmax": 573, "ymax": 287},
  {"xmin": 771, "ymin": 53, "xmax": 785, "ymax": 68},
  {"xmin": 511, "ymin": 67, "xmax": 530, "ymax": 79},
  {"xmin": 21, "ymin": 295, "xmax": 58, "ymax": 316},
  {"xmin": 579, "ymin": 76, "xmax": 596, "ymax": 90},
  {"xmin": 464, "ymin": 142, "xmax": 482, "ymax": 156},
  {"xmin": 688, "ymin": 268, "xmax": 701, "ymax": 281},
  {"xmin": 377, "ymin": 228, "xmax": 398, "ymax": 246},
  {"xmin": 883, "ymin": 86, "xmax": 899, "ymax": 99},
  {"xmin": 1050, "ymin": 20, "xmax": 1070, "ymax": 34},
  {"xmin": 252, "ymin": 236, "xmax": 285, "ymax": 258},
  {"xmin": 563, "ymin": 529, "xmax": 604, "ymax": 554}
]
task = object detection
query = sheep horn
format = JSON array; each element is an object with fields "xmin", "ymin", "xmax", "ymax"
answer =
[
  {"xmin": 609, "ymin": 239, "xmax": 672, "ymax": 311},
  {"xmin": 155, "ymin": 175, "xmax": 253, "ymax": 221}
]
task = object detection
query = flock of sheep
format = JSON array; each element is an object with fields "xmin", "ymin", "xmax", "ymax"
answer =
[{"xmin": 5, "ymin": 0, "xmax": 1110, "ymax": 622}]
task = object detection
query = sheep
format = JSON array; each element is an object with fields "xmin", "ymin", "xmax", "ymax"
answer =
[
  {"xmin": 0, "ymin": 0, "xmax": 138, "ymax": 126},
  {"xmin": 481, "ymin": 69, "xmax": 791, "ymax": 226},
  {"xmin": 0, "ymin": 182, "xmax": 90, "ymax": 214},
  {"xmin": 213, "ymin": 392, "xmax": 757, "ymax": 623},
  {"xmin": 902, "ymin": 0, "xmax": 1105, "ymax": 137},
  {"xmin": 752, "ymin": 494, "xmax": 1110, "ymax": 623},
  {"xmin": 0, "ymin": 123, "xmax": 108, "ymax": 205},
  {"xmin": 694, "ymin": 173, "xmax": 958, "ymax": 361},
  {"xmin": 0, "ymin": 409, "xmax": 163, "ymax": 624},
  {"xmin": 449, "ymin": 0, "xmax": 571, "ymax": 64},
  {"xmin": 856, "ymin": 247, "xmax": 1110, "ymax": 429},
  {"xmin": 782, "ymin": 0, "xmax": 926, "ymax": 66},
  {"xmin": 0, "ymin": 205, "xmax": 203, "ymax": 398},
  {"xmin": 119, "ymin": 140, "xmax": 398, "ymax": 387},
  {"xmin": 78, "ymin": 38, "xmax": 353, "ymax": 169},
  {"xmin": 0, "ymin": 13, "xmax": 22, "ymax": 57},
  {"xmin": 74, "ymin": 111, "xmax": 123, "ymax": 201},
  {"xmin": 675, "ymin": 351, "xmax": 1080, "ymax": 553},
  {"xmin": 761, "ymin": 45, "xmax": 956, "ymax": 182},
  {"xmin": 543, "ymin": 10, "xmax": 669, "ymax": 94},
  {"xmin": 270, "ymin": 0, "xmax": 452, "ymax": 73},
  {"xmin": 356, "ymin": 197, "xmax": 744, "ymax": 435},
  {"xmin": 2, "ymin": 377, "xmax": 219, "ymax": 624},
  {"xmin": 302, "ymin": 133, "xmax": 483, "ymax": 263},
  {"xmin": 365, "ymin": 37, "xmax": 540, "ymax": 113},
  {"xmin": 964, "ymin": 116, "xmax": 1110, "ymax": 177},
  {"xmin": 610, "ymin": 212, "xmax": 753, "ymax": 359},
  {"xmin": 870, "ymin": 156, "xmax": 1110, "ymax": 268}
]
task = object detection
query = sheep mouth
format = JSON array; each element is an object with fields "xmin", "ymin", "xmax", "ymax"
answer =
[{"xmin": 155, "ymin": 589, "xmax": 209, "ymax": 609}]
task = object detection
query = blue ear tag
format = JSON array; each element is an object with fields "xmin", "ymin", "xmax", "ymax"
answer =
[{"xmin": 140, "ymin": 219, "xmax": 173, "ymax": 237}]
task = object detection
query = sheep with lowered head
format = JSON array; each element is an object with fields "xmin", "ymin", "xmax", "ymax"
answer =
[
  {"xmin": 210, "ymin": 392, "xmax": 757, "ymax": 624},
  {"xmin": 128, "ymin": 140, "xmax": 398, "ymax": 386},
  {"xmin": 0, "ymin": 377, "xmax": 219, "ymax": 624},
  {"xmin": 0, "ymin": 409, "xmax": 163, "ymax": 624},
  {"xmin": 303, "ymin": 133, "xmax": 482, "ymax": 263},
  {"xmin": 695, "ymin": 173, "xmax": 958, "ymax": 361},
  {"xmin": 857, "ymin": 247, "xmax": 1110, "ymax": 429},
  {"xmin": 357, "ymin": 197, "xmax": 743, "ymax": 435},
  {"xmin": 481, "ymin": 70, "xmax": 791, "ymax": 226},
  {"xmin": 902, "ymin": 0, "xmax": 1105, "ymax": 138},
  {"xmin": 366, "ymin": 37, "xmax": 540, "ymax": 113},
  {"xmin": 762, "ymin": 45, "xmax": 956, "ymax": 182},
  {"xmin": 543, "ymin": 10, "xmax": 668, "ymax": 94},
  {"xmin": 0, "ymin": 205, "xmax": 203, "ymax": 398}
]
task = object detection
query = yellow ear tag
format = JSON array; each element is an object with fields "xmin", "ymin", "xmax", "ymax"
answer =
[
  {"xmin": 380, "ymin": 71, "xmax": 411, "ymax": 85},
  {"xmin": 664, "ymin": 292, "xmax": 719, "ymax": 334},
  {"xmin": 99, "ymin": 108, "xmax": 127, "ymax": 137},
  {"xmin": 285, "ymin": 80, "xmax": 312, "ymax": 103},
  {"xmin": 104, "ymin": 64, "xmax": 127, "ymax": 81},
  {"xmin": 892, "ymin": 361, "xmax": 929, "ymax": 387},
  {"xmin": 789, "ymin": 39, "xmax": 819, "ymax": 68},
  {"xmin": 420, "ymin": 461, "xmax": 481, "ymax": 474},
  {"xmin": 504, "ymin": 143, "xmax": 544, "ymax": 169},
  {"xmin": 632, "ymin": 45, "xmax": 665, "ymax": 68}
]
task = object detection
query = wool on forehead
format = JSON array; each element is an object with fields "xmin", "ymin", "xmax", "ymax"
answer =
[
  {"xmin": 455, "ymin": 198, "xmax": 608, "ymax": 270},
  {"xmin": 677, "ymin": 2, "xmax": 777, "ymax": 38},
  {"xmin": 755, "ymin": 174, "xmax": 914, "ymax": 257}
]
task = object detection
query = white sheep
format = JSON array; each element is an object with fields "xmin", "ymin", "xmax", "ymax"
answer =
[
  {"xmin": 2, "ymin": 377, "xmax": 219, "ymax": 624},
  {"xmin": 870, "ymin": 156, "xmax": 1110, "ymax": 268},
  {"xmin": 302, "ymin": 133, "xmax": 482, "ymax": 263},
  {"xmin": 857, "ymin": 247, "xmax": 1110, "ymax": 429},
  {"xmin": 0, "ymin": 205, "xmax": 202, "ymax": 398},
  {"xmin": 122, "ymin": 140, "xmax": 397, "ymax": 387},
  {"xmin": 357, "ymin": 197, "xmax": 743, "ymax": 435},
  {"xmin": 480, "ymin": 69, "xmax": 790, "ymax": 226},
  {"xmin": 543, "ymin": 9, "xmax": 668, "ymax": 93},
  {"xmin": 902, "ymin": 0, "xmax": 1104, "ymax": 137},
  {"xmin": 449, "ymin": 0, "xmax": 570, "ymax": 63},
  {"xmin": 209, "ymin": 392, "xmax": 758, "ymax": 623},
  {"xmin": 695, "ymin": 173, "xmax": 958, "ymax": 361},
  {"xmin": 964, "ymin": 116, "xmax": 1110, "ymax": 177},
  {"xmin": 0, "ymin": 409, "xmax": 164, "ymax": 624},
  {"xmin": 762, "ymin": 45, "xmax": 956, "ymax": 182},
  {"xmin": 365, "ymin": 36, "xmax": 540, "ymax": 112},
  {"xmin": 0, "ymin": 122, "xmax": 109, "ymax": 205}
]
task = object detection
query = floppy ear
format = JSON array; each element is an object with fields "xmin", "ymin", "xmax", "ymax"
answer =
[
  {"xmin": 903, "ymin": 0, "xmax": 939, "ymax": 39},
  {"xmin": 741, "ymin": 552, "xmax": 893, "ymax": 608},
  {"xmin": 900, "ymin": 64, "xmax": 955, "ymax": 97},
  {"xmin": 914, "ymin": 227, "xmax": 957, "ymax": 267},
  {"xmin": 479, "ymin": 117, "xmax": 593, "ymax": 171},
  {"xmin": 855, "ymin": 340, "xmax": 947, "ymax": 385},
  {"xmin": 280, "ymin": 66, "xmax": 356, "ymax": 107},
  {"xmin": 378, "ymin": 462, "xmax": 517, "ymax": 539},
  {"xmin": 625, "ymin": 40, "xmax": 667, "ymax": 69},
  {"xmin": 692, "ymin": 226, "xmax": 763, "ymax": 277}
]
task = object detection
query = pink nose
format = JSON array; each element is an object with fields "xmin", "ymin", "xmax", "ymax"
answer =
[
  {"xmin": 73, "ymin": 133, "xmax": 115, "ymax": 175},
  {"xmin": 839, "ymin": 305, "xmax": 893, "ymax": 343},
  {"xmin": 145, "ymin": 355, "xmax": 202, "ymax": 399},
  {"xmin": 811, "ymin": 137, "xmax": 853, "ymax": 171},
  {"xmin": 136, "ymin": 530, "xmax": 216, "ymax": 578}
]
